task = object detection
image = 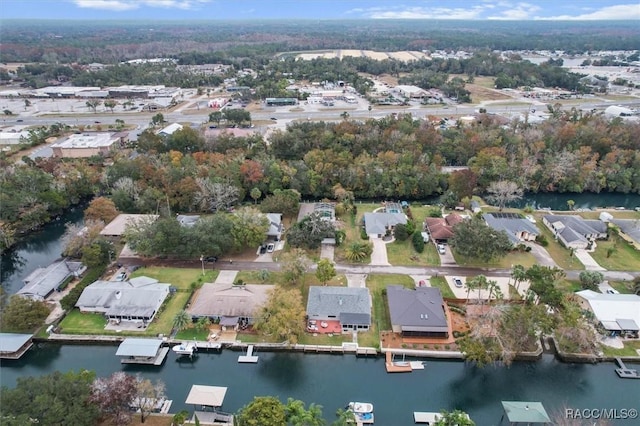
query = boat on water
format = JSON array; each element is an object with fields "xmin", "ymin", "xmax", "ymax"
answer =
[
  {"xmin": 347, "ymin": 401, "xmax": 374, "ymax": 424},
  {"xmin": 172, "ymin": 342, "xmax": 197, "ymax": 357}
]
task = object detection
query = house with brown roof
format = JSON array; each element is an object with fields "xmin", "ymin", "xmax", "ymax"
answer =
[{"xmin": 424, "ymin": 213, "xmax": 463, "ymax": 243}]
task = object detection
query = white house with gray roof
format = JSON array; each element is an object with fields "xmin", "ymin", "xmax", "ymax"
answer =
[
  {"xmin": 306, "ymin": 287, "xmax": 371, "ymax": 333},
  {"xmin": 610, "ymin": 219, "xmax": 640, "ymax": 249},
  {"xmin": 483, "ymin": 212, "xmax": 540, "ymax": 245},
  {"xmin": 18, "ymin": 259, "xmax": 85, "ymax": 301},
  {"xmin": 542, "ymin": 215, "xmax": 607, "ymax": 249},
  {"xmin": 363, "ymin": 211, "xmax": 407, "ymax": 239},
  {"xmin": 387, "ymin": 286, "xmax": 449, "ymax": 338},
  {"xmin": 75, "ymin": 276, "xmax": 170, "ymax": 323},
  {"xmin": 576, "ymin": 290, "xmax": 640, "ymax": 336}
]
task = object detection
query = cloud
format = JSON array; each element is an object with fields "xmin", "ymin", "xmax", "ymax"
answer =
[
  {"xmin": 72, "ymin": 0, "xmax": 212, "ymax": 11},
  {"xmin": 488, "ymin": 2, "xmax": 541, "ymax": 20},
  {"xmin": 359, "ymin": 6, "xmax": 488, "ymax": 20},
  {"xmin": 537, "ymin": 4, "xmax": 640, "ymax": 20}
]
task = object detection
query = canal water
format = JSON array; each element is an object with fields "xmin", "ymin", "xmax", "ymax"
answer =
[
  {"xmin": 1, "ymin": 345, "xmax": 638, "ymax": 425},
  {"xmin": 514, "ymin": 192, "xmax": 640, "ymax": 211}
]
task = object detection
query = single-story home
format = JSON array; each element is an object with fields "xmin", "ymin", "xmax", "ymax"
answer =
[
  {"xmin": 575, "ymin": 290, "xmax": 640, "ymax": 337},
  {"xmin": 387, "ymin": 286, "xmax": 449, "ymax": 338},
  {"xmin": 610, "ymin": 219, "xmax": 640, "ymax": 249},
  {"xmin": 483, "ymin": 213, "xmax": 540, "ymax": 245},
  {"xmin": 100, "ymin": 214, "xmax": 159, "ymax": 237},
  {"xmin": 157, "ymin": 123, "xmax": 183, "ymax": 137},
  {"xmin": 18, "ymin": 259, "xmax": 85, "ymax": 301},
  {"xmin": 75, "ymin": 276, "xmax": 170, "ymax": 323},
  {"xmin": 306, "ymin": 286, "xmax": 371, "ymax": 333},
  {"xmin": 187, "ymin": 283, "xmax": 274, "ymax": 330},
  {"xmin": 362, "ymin": 203, "xmax": 407, "ymax": 239},
  {"xmin": 424, "ymin": 213, "xmax": 463, "ymax": 242},
  {"xmin": 542, "ymin": 215, "xmax": 607, "ymax": 249},
  {"xmin": 297, "ymin": 202, "xmax": 336, "ymax": 222}
]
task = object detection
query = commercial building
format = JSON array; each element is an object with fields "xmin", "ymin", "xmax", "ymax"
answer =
[{"xmin": 51, "ymin": 132, "xmax": 127, "ymax": 158}]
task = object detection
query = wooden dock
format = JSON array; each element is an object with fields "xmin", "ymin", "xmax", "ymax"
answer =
[
  {"xmin": 385, "ymin": 351, "xmax": 413, "ymax": 373},
  {"xmin": 238, "ymin": 345, "xmax": 259, "ymax": 363},
  {"xmin": 615, "ymin": 357, "xmax": 640, "ymax": 379},
  {"xmin": 356, "ymin": 347, "xmax": 377, "ymax": 356},
  {"xmin": 195, "ymin": 341, "xmax": 222, "ymax": 351}
]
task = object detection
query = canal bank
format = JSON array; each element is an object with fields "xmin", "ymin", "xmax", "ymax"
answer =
[{"xmin": 1, "ymin": 344, "xmax": 639, "ymax": 425}]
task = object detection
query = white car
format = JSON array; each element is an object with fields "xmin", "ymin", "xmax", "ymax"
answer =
[
  {"xmin": 437, "ymin": 244, "xmax": 446, "ymax": 255},
  {"xmin": 115, "ymin": 272, "xmax": 127, "ymax": 281},
  {"xmin": 453, "ymin": 277, "xmax": 464, "ymax": 288},
  {"xmin": 266, "ymin": 243, "xmax": 275, "ymax": 253}
]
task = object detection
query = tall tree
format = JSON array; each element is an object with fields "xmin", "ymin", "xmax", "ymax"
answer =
[
  {"xmin": 578, "ymin": 271, "xmax": 604, "ymax": 291},
  {"xmin": 0, "ymin": 370, "xmax": 99, "ymax": 425},
  {"xmin": 280, "ymin": 248, "xmax": 311, "ymax": 285},
  {"xmin": 172, "ymin": 310, "xmax": 191, "ymax": 331},
  {"xmin": 254, "ymin": 287, "xmax": 305, "ymax": 344},
  {"xmin": 315, "ymin": 259, "xmax": 336, "ymax": 285},
  {"xmin": 449, "ymin": 217, "xmax": 512, "ymax": 262},
  {"xmin": 237, "ymin": 396, "xmax": 286, "ymax": 426},
  {"xmin": 131, "ymin": 376, "xmax": 166, "ymax": 424},
  {"xmin": 434, "ymin": 409, "xmax": 475, "ymax": 426},
  {"xmin": 485, "ymin": 180, "xmax": 524, "ymax": 211},
  {"xmin": 90, "ymin": 372, "xmax": 137, "ymax": 426},
  {"xmin": 285, "ymin": 398, "xmax": 326, "ymax": 426},
  {"xmin": 287, "ymin": 212, "xmax": 335, "ymax": 250},
  {"xmin": 84, "ymin": 196, "xmax": 119, "ymax": 224},
  {"xmin": 0, "ymin": 295, "xmax": 50, "ymax": 332},
  {"xmin": 231, "ymin": 207, "xmax": 270, "ymax": 252}
]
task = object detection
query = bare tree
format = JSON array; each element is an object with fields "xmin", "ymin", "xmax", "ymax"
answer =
[
  {"xmin": 485, "ymin": 180, "xmax": 523, "ymax": 211},
  {"xmin": 131, "ymin": 375, "xmax": 166, "ymax": 424},
  {"xmin": 194, "ymin": 178, "xmax": 239, "ymax": 212},
  {"xmin": 61, "ymin": 220, "xmax": 105, "ymax": 258},
  {"xmin": 90, "ymin": 372, "xmax": 137, "ymax": 426}
]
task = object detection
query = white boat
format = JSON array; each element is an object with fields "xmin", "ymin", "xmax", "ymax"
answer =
[
  {"xmin": 347, "ymin": 401, "xmax": 374, "ymax": 424},
  {"xmin": 172, "ymin": 342, "xmax": 197, "ymax": 356}
]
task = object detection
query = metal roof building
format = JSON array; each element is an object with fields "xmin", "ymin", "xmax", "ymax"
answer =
[
  {"xmin": 116, "ymin": 338, "xmax": 163, "ymax": 357},
  {"xmin": 0, "ymin": 333, "xmax": 34, "ymax": 359},
  {"xmin": 500, "ymin": 401, "xmax": 550, "ymax": 424},
  {"xmin": 18, "ymin": 259, "xmax": 85, "ymax": 301},
  {"xmin": 575, "ymin": 290, "xmax": 640, "ymax": 333},
  {"xmin": 100, "ymin": 214, "xmax": 159, "ymax": 237}
]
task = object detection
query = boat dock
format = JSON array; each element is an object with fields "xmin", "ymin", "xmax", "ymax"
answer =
[
  {"xmin": 121, "ymin": 347, "xmax": 169, "ymax": 365},
  {"xmin": 615, "ymin": 358, "xmax": 640, "ymax": 379},
  {"xmin": 413, "ymin": 411, "xmax": 440, "ymax": 424},
  {"xmin": 385, "ymin": 352, "xmax": 425, "ymax": 373},
  {"xmin": 238, "ymin": 344, "xmax": 259, "ymax": 363},
  {"xmin": 116, "ymin": 338, "xmax": 169, "ymax": 366}
]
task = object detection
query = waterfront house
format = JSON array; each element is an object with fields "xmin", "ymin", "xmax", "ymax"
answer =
[
  {"xmin": 75, "ymin": 276, "xmax": 170, "ymax": 324},
  {"xmin": 483, "ymin": 212, "xmax": 540, "ymax": 246},
  {"xmin": 297, "ymin": 202, "xmax": 336, "ymax": 222},
  {"xmin": 542, "ymin": 215, "xmax": 607, "ymax": 249},
  {"xmin": 424, "ymin": 213, "xmax": 463, "ymax": 243},
  {"xmin": 609, "ymin": 219, "xmax": 640, "ymax": 250},
  {"xmin": 187, "ymin": 283, "xmax": 273, "ymax": 330},
  {"xmin": 575, "ymin": 290, "xmax": 640, "ymax": 337},
  {"xmin": 387, "ymin": 286, "xmax": 449, "ymax": 339},
  {"xmin": 18, "ymin": 259, "xmax": 85, "ymax": 301},
  {"xmin": 306, "ymin": 286, "xmax": 372, "ymax": 333},
  {"xmin": 500, "ymin": 401, "xmax": 551, "ymax": 425}
]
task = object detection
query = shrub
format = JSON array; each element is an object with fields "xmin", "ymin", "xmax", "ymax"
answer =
[
  {"xmin": 394, "ymin": 223, "xmax": 410, "ymax": 241},
  {"xmin": 405, "ymin": 220, "xmax": 417, "ymax": 235},
  {"xmin": 360, "ymin": 227, "xmax": 369, "ymax": 240},
  {"xmin": 536, "ymin": 234, "xmax": 549, "ymax": 247},
  {"xmin": 412, "ymin": 231, "xmax": 425, "ymax": 253}
]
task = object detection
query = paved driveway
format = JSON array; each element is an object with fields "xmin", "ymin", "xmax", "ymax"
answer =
[
  {"xmin": 437, "ymin": 244, "xmax": 457, "ymax": 265},
  {"xmin": 346, "ymin": 274, "xmax": 367, "ymax": 288},
  {"xmin": 369, "ymin": 237, "xmax": 390, "ymax": 266},
  {"xmin": 525, "ymin": 242, "xmax": 558, "ymax": 268},
  {"xmin": 574, "ymin": 249, "xmax": 605, "ymax": 271},
  {"xmin": 320, "ymin": 243, "xmax": 335, "ymax": 261},
  {"xmin": 215, "ymin": 270, "xmax": 238, "ymax": 284}
]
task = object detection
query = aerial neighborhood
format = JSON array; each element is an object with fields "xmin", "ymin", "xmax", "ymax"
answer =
[{"xmin": 1, "ymin": 14, "xmax": 640, "ymax": 426}]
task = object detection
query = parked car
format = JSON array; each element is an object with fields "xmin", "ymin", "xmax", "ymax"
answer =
[
  {"xmin": 453, "ymin": 277, "xmax": 464, "ymax": 288},
  {"xmin": 266, "ymin": 243, "xmax": 275, "ymax": 253},
  {"xmin": 259, "ymin": 245, "xmax": 267, "ymax": 254},
  {"xmin": 115, "ymin": 272, "xmax": 127, "ymax": 281},
  {"xmin": 204, "ymin": 256, "xmax": 218, "ymax": 262},
  {"xmin": 437, "ymin": 244, "xmax": 446, "ymax": 255}
]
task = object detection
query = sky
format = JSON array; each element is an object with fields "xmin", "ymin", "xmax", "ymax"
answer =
[{"xmin": 1, "ymin": 0, "xmax": 639, "ymax": 20}]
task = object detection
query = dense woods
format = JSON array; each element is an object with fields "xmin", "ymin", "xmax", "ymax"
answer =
[{"xmin": 2, "ymin": 109, "xmax": 637, "ymax": 254}]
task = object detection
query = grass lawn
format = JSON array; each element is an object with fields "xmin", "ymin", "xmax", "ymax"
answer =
[
  {"xmin": 130, "ymin": 267, "xmax": 218, "ymax": 290},
  {"xmin": 58, "ymin": 310, "xmax": 107, "ymax": 334},
  {"xmin": 386, "ymin": 238, "xmax": 440, "ymax": 266},
  {"xmin": 334, "ymin": 203, "xmax": 379, "ymax": 263},
  {"xmin": 609, "ymin": 280, "xmax": 636, "ymax": 294},
  {"xmin": 601, "ymin": 340, "xmax": 640, "ymax": 357},
  {"xmin": 452, "ymin": 250, "xmax": 537, "ymax": 269},
  {"xmin": 367, "ymin": 274, "xmax": 414, "ymax": 332},
  {"xmin": 591, "ymin": 233, "xmax": 640, "ymax": 271},
  {"xmin": 174, "ymin": 327, "xmax": 209, "ymax": 341},
  {"xmin": 430, "ymin": 276, "xmax": 455, "ymax": 298},
  {"xmin": 556, "ymin": 279, "xmax": 583, "ymax": 293},
  {"xmin": 146, "ymin": 292, "xmax": 190, "ymax": 336}
]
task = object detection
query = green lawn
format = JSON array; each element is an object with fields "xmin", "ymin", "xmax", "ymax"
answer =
[
  {"xmin": 58, "ymin": 310, "xmax": 107, "ymax": 334},
  {"xmin": 609, "ymin": 280, "xmax": 636, "ymax": 294},
  {"xmin": 555, "ymin": 280, "xmax": 583, "ymax": 293},
  {"xmin": 334, "ymin": 203, "xmax": 379, "ymax": 263},
  {"xmin": 131, "ymin": 267, "xmax": 218, "ymax": 290},
  {"xmin": 386, "ymin": 238, "xmax": 440, "ymax": 266},
  {"xmin": 430, "ymin": 276, "xmax": 455, "ymax": 298},
  {"xmin": 367, "ymin": 274, "xmax": 414, "ymax": 332},
  {"xmin": 452, "ymin": 250, "xmax": 537, "ymax": 268},
  {"xmin": 146, "ymin": 292, "xmax": 190, "ymax": 335},
  {"xmin": 591, "ymin": 232, "xmax": 640, "ymax": 271},
  {"xmin": 601, "ymin": 340, "xmax": 640, "ymax": 357},
  {"xmin": 175, "ymin": 328, "xmax": 209, "ymax": 341}
]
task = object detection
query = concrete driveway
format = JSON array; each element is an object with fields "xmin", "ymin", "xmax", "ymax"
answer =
[
  {"xmin": 437, "ymin": 243, "xmax": 457, "ymax": 265},
  {"xmin": 346, "ymin": 274, "xmax": 367, "ymax": 288},
  {"xmin": 320, "ymin": 243, "xmax": 335, "ymax": 261},
  {"xmin": 525, "ymin": 242, "xmax": 558, "ymax": 268},
  {"xmin": 214, "ymin": 270, "xmax": 238, "ymax": 284},
  {"xmin": 369, "ymin": 237, "xmax": 390, "ymax": 266},
  {"xmin": 574, "ymin": 249, "xmax": 605, "ymax": 271},
  {"xmin": 446, "ymin": 276, "xmax": 529, "ymax": 300}
]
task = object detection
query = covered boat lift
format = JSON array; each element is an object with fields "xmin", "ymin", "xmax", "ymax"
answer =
[
  {"xmin": 500, "ymin": 401, "xmax": 551, "ymax": 425},
  {"xmin": 115, "ymin": 338, "xmax": 168, "ymax": 365},
  {"xmin": 185, "ymin": 385, "xmax": 233, "ymax": 425}
]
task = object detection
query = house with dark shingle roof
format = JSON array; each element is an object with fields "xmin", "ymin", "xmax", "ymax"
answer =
[
  {"xmin": 609, "ymin": 219, "xmax": 640, "ymax": 249},
  {"xmin": 542, "ymin": 215, "xmax": 607, "ymax": 249},
  {"xmin": 387, "ymin": 285, "xmax": 449, "ymax": 338},
  {"xmin": 483, "ymin": 213, "xmax": 540, "ymax": 246},
  {"xmin": 424, "ymin": 213, "xmax": 463, "ymax": 242},
  {"xmin": 306, "ymin": 287, "xmax": 371, "ymax": 333}
]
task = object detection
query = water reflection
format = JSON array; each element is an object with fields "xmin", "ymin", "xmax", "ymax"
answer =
[{"xmin": 258, "ymin": 352, "xmax": 305, "ymax": 389}]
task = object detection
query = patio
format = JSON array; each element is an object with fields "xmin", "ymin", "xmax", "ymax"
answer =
[{"xmin": 307, "ymin": 319, "xmax": 342, "ymax": 335}]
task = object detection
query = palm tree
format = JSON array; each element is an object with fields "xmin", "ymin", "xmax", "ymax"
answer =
[
  {"xmin": 172, "ymin": 310, "xmax": 191, "ymax": 331},
  {"xmin": 468, "ymin": 275, "xmax": 488, "ymax": 305},
  {"xmin": 332, "ymin": 408, "xmax": 355, "ymax": 426},
  {"xmin": 511, "ymin": 264, "xmax": 527, "ymax": 293},
  {"xmin": 344, "ymin": 241, "xmax": 372, "ymax": 262}
]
